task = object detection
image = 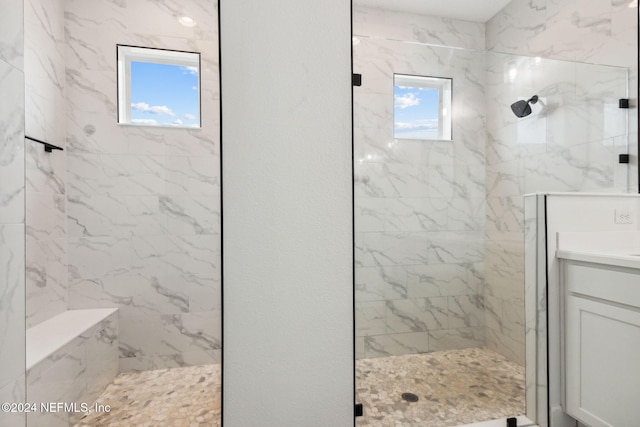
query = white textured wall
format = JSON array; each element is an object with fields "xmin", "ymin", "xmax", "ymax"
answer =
[{"xmin": 221, "ymin": 0, "xmax": 353, "ymax": 425}]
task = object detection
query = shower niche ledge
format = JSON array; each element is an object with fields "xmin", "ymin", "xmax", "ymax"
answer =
[{"xmin": 557, "ymin": 232, "xmax": 640, "ymax": 427}]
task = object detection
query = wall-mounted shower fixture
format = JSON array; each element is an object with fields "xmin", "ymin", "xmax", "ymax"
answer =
[
  {"xmin": 25, "ymin": 135, "xmax": 64, "ymax": 153},
  {"xmin": 510, "ymin": 95, "xmax": 539, "ymax": 118}
]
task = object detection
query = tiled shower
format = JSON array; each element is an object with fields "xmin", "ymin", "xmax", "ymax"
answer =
[
  {"xmin": 25, "ymin": 0, "xmax": 221, "ymax": 372},
  {"xmin": 354, "ymin": 2, "xmax": 636, "ymax": 369},
  {"xmin": 1, "ymin": 0, "xmax": 638, "ymax": 426},
  {"xmin": 3, "ymin": 0, "xmax": 221, "ymax": 425}
]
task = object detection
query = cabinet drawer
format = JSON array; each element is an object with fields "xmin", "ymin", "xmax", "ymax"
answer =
[{"xmin": 563, "ymin": 261, "xmax": 640, "ymax": 308}]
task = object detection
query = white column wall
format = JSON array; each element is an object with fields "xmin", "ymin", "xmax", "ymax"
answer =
[{"xmin": 220, "ymin": 0, "xmax": 354, "ymax": 425}]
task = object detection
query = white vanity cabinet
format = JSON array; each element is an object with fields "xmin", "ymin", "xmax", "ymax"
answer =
[{"xmin": 560, "ymin": 259, "xmax": 640, "ymax": 427}]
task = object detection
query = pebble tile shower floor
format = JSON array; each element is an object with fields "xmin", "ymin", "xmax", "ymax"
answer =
[
  {"xmin": 73, "ymin": 347, "xmax": 522, "ymax": 426},
  {"xmin": 356, "ymin": 347, "xmax": 525, "ymax": 427},
  {"xmin": 74, "ymin": 364, "xmax": 221, "ymax": 427}
]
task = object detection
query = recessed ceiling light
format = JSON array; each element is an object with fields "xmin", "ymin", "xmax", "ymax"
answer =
[{"xmin": 178, "ymin": 16, "xmax": 197, "ymax": 27}]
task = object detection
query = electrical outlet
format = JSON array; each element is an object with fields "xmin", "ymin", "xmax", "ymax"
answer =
[{"xmin": 615, "ymin": 209, "xmax": 633, "ymax": 224}]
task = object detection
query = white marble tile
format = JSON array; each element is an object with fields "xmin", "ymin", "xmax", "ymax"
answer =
[
  {"xmin": 118, "ymin": 349, "xmax": 219, "ymax": 372},
  {"xmin": 406, "ymin": 263, "xmax": 475, "ymax": 298},
  {"xmin": 161, "ymin": 195, "xmax": 221, "ymax": 236},
  {"xmin": 484, "ymin": 296, "xmax": 504, "ymax": 335},
  {"xmin": 355, "ymin": 162, "xmax": 433, "ymax": 198},
  {"xmin": 0, "ymin": 62, "xmax": 25, "ymax": 224},
  {"xmin": 118, "ymin": 310, "xmax": 220, "ymax": 371},
  {"xmin": 68, "ymin": 273, "xmax": 190, "ymax": 317},
  {"xmin": 85, "ymin": 316, "xmax": 118, "ymax": 402},
  {"xmin": 68, "ymin": 194, "xmax": 162, "ymax": 239},
  {"xmin": 488, "ymin": 0, "xmax": 635, "ymax": 69},
  {"xmin": 0, "ymin": 0, "xmax": 24, "ymax": 71},
  {"xmin": 356, "ymin": 301, "xmax": 386, "ymax": 337},
  {"xmin": 24, "ymin": 0, "xmax": 66, "ymax": 146},
  {"xmin": 427, "ymin": 231, "xmax": 485, "ymax": 264},
  {"xmin": 26, "ymin": 337, "xmax": 86, "ymax": 404},
  {"xmin": 67, "ymin": 152, "xmax": 166, "ymax": 197},
  {"xmin": 385, "ymin": 297, "xmax": 448, "ymax": 333},
  {"xmin": 502, "ymin": 300, "xmax": 525, "ymax": 343},
  {"xmin": 65, "ymin": 69, "xmax": 117, "ymax": 135},
  {"xmin": 486, "ymin": 196, "xmax": 525, "ymax": 236},
  {"xmin": 447, "ymin": 197, "xmax": 486, "ymax": 231},
  {"xmin": 362, "ymin": 231, "xmax": 428, "ymax": 267},
  {"xmin": 484, "ymin": 240, "xmax": 525, "ymax": 305},
  {"xmin": 26, "ymin": 236, "xmax": 67, "ymax": 327},
  {"xmin": 25, "ymin": 188, "xmax": 67, "ymax": 328},
  {"xmin": 542, "ymin": 0, "xmax": 612, "ymax": 63},
  {"xmin": 356, "ymin": 265, "xmax": 408, "ymax": 302},
  {"xmin": 165, "ymin": 156, "xmax": 220, "ymax": 196},
  {"xmin": 355, "ymin": 197, "xmax": 448, "ymax": 233},
  {"xmin": 353, "ymin": 6, "xmax": 486, "ymax": 50},
  {"xmin": 486, "ymin": 159, "xmax": 524, "ymax": 197},
  {"xmin": 25, "ymin": 139, "xmax": 66, "ymax": 195},
  {"xmin": 486, "ymin": 0, "xmax": 547, "ymax": 57},
  {"xmin": 27, "ymin": 192, "xmax": 66, "ymax": 238},
  {"xmin": 178, "ymin": 272, "xmax": 221, "ymax": 312},
  {"xmin": 164, "ymin": 128, "xmax": 219, "ymax": 158},
  {"xmin": 364, "ymin": 332, "xmax": 430, "ymax": 358},
  {"xmin": 0, "ymin": 225, "xmax": 25, "ymax": 390},
  {"xmin": 65, "ymin": 0, "xmax": 217, "ymax": 71},
  {"xmin": 164, "ymin": 234, "xmax": 220, "ymax": 276},
  {"xmin": 486, "ymin": 328, "xmax": 525, "ymax": 366},
  {"xmin": 355, "ymin": 337, "xmax": 366, "ymax": 360},
  {"xmin": 448, "ymin": 295, "xmax": 484, "ymax": 329},
  {"xmin": 428, "ymin": 327, "xmax": 484, "ymax": 352},
  {"xmin": 0, "ymin": 376, "xmax": 26, "ymax": 427}
]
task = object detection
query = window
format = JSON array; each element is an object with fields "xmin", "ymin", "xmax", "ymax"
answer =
[
  {"xmin": 117, "ymin": 45, "xmax": 201, "ymax": 128},
  {"xmin": 393, "ymin": 74, "xmax": 452, "ymax": 141}
]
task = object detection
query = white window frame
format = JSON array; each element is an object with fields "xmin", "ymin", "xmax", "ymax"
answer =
[
  {"xmin": 393, "ymin": 74, "xmax": 452, "ymax": 141},
  {"xmin": 117, "ymin": 45, "xmax": 201, "ymax": 128}
]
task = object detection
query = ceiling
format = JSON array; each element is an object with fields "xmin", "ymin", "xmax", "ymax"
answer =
[{"xmin": 352, "ymin": 0, "xmax": 513, "ymax": 23}]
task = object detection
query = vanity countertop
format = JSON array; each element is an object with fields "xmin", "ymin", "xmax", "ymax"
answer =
[
  {"xmin": 556, "ymin": 231, "xmax": 640, "ymax": 270},
  {"xmin": 556, "ymin": 249, "xmax": 640, "ymax": 270}
]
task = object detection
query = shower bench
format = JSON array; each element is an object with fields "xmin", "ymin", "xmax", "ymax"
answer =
[{"xmin": 25, "ymin": 308, "xmax": 119, "ymax": 426}]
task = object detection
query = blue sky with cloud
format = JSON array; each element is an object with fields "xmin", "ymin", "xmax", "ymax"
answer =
[
  {"xmin": 394, "ymin": 86, "xmax": 439, "ymax": 139},
  {"xmin": 130, "ymin": 61, "xmax": 200, "ymax": 127}
]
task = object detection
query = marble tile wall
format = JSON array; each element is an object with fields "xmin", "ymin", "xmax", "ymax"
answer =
[
  {"xmin": 24, "ymin": 0, "xmax": 68, "ymax": 329},
  {"xmin": 353, "ymin": 4, "xmax": 636, "ymax": 365},
  {"xmin": 486, "ymin": 0, "xmax": 638, "ymax": 190},
  {"xmin": 353, "ymin": 6, "xmax": 485, "ymax": 51},
  {"xmin": 64, "ymin": 0, "xmax": 221, "ymax": 371},
  {"xmin": 0, "ymin": 0, "xmax": 26, "ymax": 425},
  {"xmin": 484, "ymin": 0, "xmax": 636, "ymax": 365},
  {"xmin": 353, "ymin": 35, "xmax": 487, "ymax": 359},
  {"xmin": 486, "ymin": 0, "xmax": 637, "ymax": 69}
]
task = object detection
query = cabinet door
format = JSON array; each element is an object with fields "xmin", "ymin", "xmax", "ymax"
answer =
[{"xmin": 565, "ymin": 295, "xmax": 640, "ymax": 427}]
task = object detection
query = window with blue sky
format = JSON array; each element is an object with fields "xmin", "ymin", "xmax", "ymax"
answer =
[
  {"xmin": 118, "ymin": 45, "xmax": 200, "ymax": 128},
  {"xmin": 394, "ymin": 74, "xmax": 452, "ymax": 141}
]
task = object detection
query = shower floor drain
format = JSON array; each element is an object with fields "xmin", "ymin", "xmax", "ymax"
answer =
[{"xmin": 401, "ymin": 392, "xmax": 419, "ymax": 402}]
